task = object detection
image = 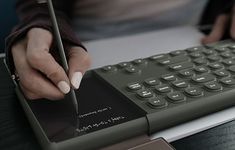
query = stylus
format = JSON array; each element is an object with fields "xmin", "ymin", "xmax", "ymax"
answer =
[{"xmin": 47, "ymin": 0, "xmax": 79, "ymax": 115}]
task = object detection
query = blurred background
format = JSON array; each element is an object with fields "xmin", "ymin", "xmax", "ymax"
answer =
[{"xmin": 0, "ymin": 0, "xmax": 18, "ymax": 53}]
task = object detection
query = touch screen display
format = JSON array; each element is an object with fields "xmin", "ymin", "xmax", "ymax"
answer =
[{"xmin": 28, "ymin": 73, "xmax": 144, "ymax": 142}]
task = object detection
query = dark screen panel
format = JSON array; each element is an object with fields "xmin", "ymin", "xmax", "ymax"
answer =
[{"xmin": 28, "ymin": 73, "xmax": 144, "ymax": 142}]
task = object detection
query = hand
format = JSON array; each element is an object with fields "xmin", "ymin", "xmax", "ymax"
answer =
[
  {"xmin": 201, "ymin": 5, "xmax": 235, "ymax": 44},
  {"xmin": 11, "ymin": 28, "xmax": 91, "ymax": 100}
]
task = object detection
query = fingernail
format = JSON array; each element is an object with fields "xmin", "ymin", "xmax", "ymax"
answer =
[
  {"xmin": 57, "ymin": 81, "xmax": 70, "ymax": 94},
  {"xmin": 71, "ymin": 72, "xmax": 83, "ymax": 89}
]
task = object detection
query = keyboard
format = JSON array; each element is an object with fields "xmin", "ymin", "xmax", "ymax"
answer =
[
  {"xmin": 93, "ymin": 40, "xmax": 235, "ymax": 132},
  {"xmin": 11, "ymin": 40, "xmax": 235, "ymax": 149}
]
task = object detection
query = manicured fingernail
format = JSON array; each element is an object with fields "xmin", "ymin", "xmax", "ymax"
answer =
[
  {"xmin": 57, "ymin": 81, "xmax": 70, "ymax": 94},
  {"xmin": 71, "ymin": 72, "xmax": 83, "ymax": 89}
]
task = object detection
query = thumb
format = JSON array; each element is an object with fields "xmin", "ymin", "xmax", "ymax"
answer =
[{"xmin": 68, "ymin": 47, "xmax": 91, "ymax": 89}]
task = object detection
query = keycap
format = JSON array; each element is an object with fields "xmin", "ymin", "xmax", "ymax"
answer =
[
  {"xmin": 189, "ymin": 52, "xmax": 204, "ymax": 58},
  {"xmin": 193, "ymin": 58, "xmax": 208, "ymax": 65},
  {"xmin": 178, "ymin": 69, "xmax": 194, "ymax": 77},
  {"xmin": 222, "ymin": 59, "xmax": 235, "ymax": 65},
  {"xmin": 202, "ymin": 49, "xmax": 216, "ymax": 55},
  {"xmin": 228, "ymin": 65, "xmax": 235, "ymax": 73},
  {"xmin": 127, "ymin": 82, "xmax": 142, "ymax": 91},
  {"xmin": 186, "ymin": 46, "xmax": 203, "ymax": 52},
  {"xmin": 220, "ymin": 78, "xmax": 235, "ymax": 86},
  {"xmin": 204, "ymin": 81, "xmax": 222, "ymax": 91},
  {"xmin": 137, "ymin": 89, "xmax": 154, "ymax": 99},
  {"xmin": 132, "ymin": 59, "xmax": 146, "ymax": 65},
  {"xmin": 161, "ymin": 74, "xmax": 176, "ymax": 82},
  {"xmin": 192, "ymin": 74, "xmax": 215, "ymax": 83},
  {"xmin": 125, "ymin": 66, "xmax": 140, "ymax": 73},
  {"xmin": 228, "ymin": 45, "xmax": 235, "ymax": 50},
  {"xmin": 102, "ymin": 65, "xmax": 117, "ymax": 72},
  {"xmin": 208, "ymin": 62, "xmax": 224, "ymax": 70},
  {"xmin": 214, "ymin": 47, "xmax": 230, "ymax": 52},
  {"xmin": 220, "ymin": 52, "xmax": 233, "ymax": 58},
  {"xmin": 147, "ymin": 97, "xmax": 167, "ymax": 108},
  {"xmin": 214, "ymin": 70, "xmax": 230, "ymax": 78},
  {"xmin": 149, "ymin": 54, "xmax": 168, "ymax": 60},
  {"xmin": 185, "ymin": 87, "xmax": 203, "ymax": 97},
  {"xmin": 172, "ymin": 80, "xmax": 188, "ymax": 88},
  {"xmin": 207, "ymin": 55, "xmax": 221, "ymax": 61},
  {"xmin": 158, "ymin": 55, "xmax": 189, "ymax": 65},
  {"xmin": 169, "ymin": 62, "xmax": 194, "ymax": 71},
  {"xmin": 170, "ymin": 50, "xmax": 187, "ymax": 56},
  {"xmin": 167, "ymin": 92, "xmax": 186, "ymax": 102},
  {"xmin": 118, "ymin": 62, "xmax": 132, "ymax": 68},
  {"xmin": 144, "ymin": 78, "xmax": 160, "ymax": 86},
  {"xmin": 194, "ymin": 66, "xmax": 209, "ymax": 73},
  {"xmin": 155, "ymin": 84, "xmax": 172, "ymax": 93}
]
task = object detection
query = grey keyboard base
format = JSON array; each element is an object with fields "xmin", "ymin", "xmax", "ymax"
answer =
[{"xmin": 94, "ymin": 40, "xmax": 235, "ymax": 133}]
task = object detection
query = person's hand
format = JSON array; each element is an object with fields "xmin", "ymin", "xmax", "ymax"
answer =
[
  {"xmin": 201, "ymin": 5, "xmax": 235, "ymax": 44},
  {"xmin": 11, "ymin": 28, "xmax": 91, "ymax": 100}
]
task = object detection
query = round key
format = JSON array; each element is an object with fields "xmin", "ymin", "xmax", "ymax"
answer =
[
  {"xmin": 204, "ymin": 81, "xmax": 222, "ymax": 91},
  {"xmin": 132, "ymin": 59, "xmax": 146, "ymax": 65},
  {"xmin": 228, "ymin": 65, "xmax": 235, "ymax": 73},
  {"xmin": 137, "ymin": 89, "xmax": 154, "ymax": 99},
  {"xmin": 220, "ymin": 52, "xmax": 233, "ymax": 58},
  {"xmin": 228, "ymin": 45, "xmax": 235, "ymax": 50},
  {"xmin": 192, "ymin": 74, "xmax": 215, "ymax": 83},
  {"xmin": 167, "ymin": 92, "xmax": 186, "ymax": 103},
  {"xmin": 179, "ymin": 69, "xmax": 194, "ymax": 77},
  {"xmin": 186, "ymin": 46, "xmax": 203, "ymax": 52},
  {"xmin": 149, "ymin": 54, "xmax": 168, "ymax": 61},
  {"xmin": 170, "ymin": 50, "xmax": 186, "ymax": 56},
  {"xmin": 222, "ymin": 59, "xmax": 235, "ymax": 66},
  {"xmin": 144, "ymin": 78, "xmax": 160, "ymax": 86},
  {"xmin": 231, "ymin": 49, "xmax": 235, "ymax": 54},
  {"xmin": 202, "ymin": 49, "xmax": 216, "ymax": 55},
  {"xmin": 169, "ymin": 62, "xmax": 194, "ymax": 71},
  {"xmin": 102, "ymin": 65, "xmax": 117, "ymax": 72},
  {"xmin": 194, "ymin": 66, "xmax": 209, "ymax": 73},
  {"xmin": 125, "ymin": 66, "xmax": 140, "ymax": 74},
  {"xmin": 118, "ymin": 62, "xmax": 132, "ymax": 68},
  {"xmin": 207, "ymin": 55, "xmax": 221, "ymax": 62},
  {"xmin": 208, "ymin": 62, "xmax": 224, "ymax": 70},
  {"xmin": 147, "ymin": 97, "xmax": 167, "ymax": 108},
  {"xmin": 155, "ymin": 84, "xmax": 172, "ymax": 93},
  {"xmin": 185, "ymin": 87, "xmax": 203, "ymax": 97},
  {"xmin": 214, "ymin": 70, "xmax": 230, "ymax": 78},
  {"xmin": 161, "ymin": 74, "xmax": 176, "ymax": 82},
  {"xmin": 193, "ymin": 58, "xmax": 208, "ymax": 65},
  {"xmin": 220, "ymin": 78, "xmax": 235, "ymax": 86},
  {"xmin": 214, "ymin": 47, "xmax": 230, "ymax": 52},
  {"xmin": 189, "ymin": 52, "xmax": 203, "ymax": 58},
  {"xmin": 172, "ymin": 80, "xmax": 188, "ymax": 88},
  {"xmin": 127, "ymin": 82, "xmax": 142, "ymax": 91}
]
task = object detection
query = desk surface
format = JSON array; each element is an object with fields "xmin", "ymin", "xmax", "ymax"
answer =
[{"xmin": 1, "ymin": 26, "xmax": 235, "ymax": 150}]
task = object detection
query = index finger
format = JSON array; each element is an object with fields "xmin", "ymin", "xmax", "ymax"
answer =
[{"xmin": 26, "ymin": 28, "xmax": 71, "ymax": 94}]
